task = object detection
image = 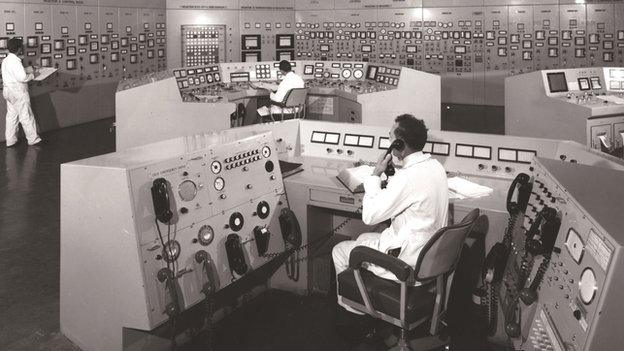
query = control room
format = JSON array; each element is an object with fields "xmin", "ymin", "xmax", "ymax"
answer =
[{"xmin": 1, "ymin": 1, "xmax": 624, "ymax": 351}]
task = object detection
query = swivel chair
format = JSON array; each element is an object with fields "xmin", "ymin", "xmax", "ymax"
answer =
[
  {"xmin": 337, "ymin": 208, "xmax": 480, "ymax": 350},
  {"xmin": 269, "ymin": 87, "xmax": 308, "ymax": 121}
]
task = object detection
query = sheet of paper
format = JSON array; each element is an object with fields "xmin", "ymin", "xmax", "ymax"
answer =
[
  {"xmin": 447, "ymin": 176, "xmax": 493, "ymax": 198},
  {"xmin": 32, "ymin": 67, "xmax": 58, "ymax": 81}
]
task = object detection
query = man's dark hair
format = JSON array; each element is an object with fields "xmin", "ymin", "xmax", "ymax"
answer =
[
  {"xmin": 393, "ymin": 114, "xmax": 428, "ymax": 151},
  {"xmin": 7, "ymin": 38, "xmax": 23, "ymax": 54},
  {"xmin": 279, "ymin": 60, "xmax": 292, "ymax": 72}
]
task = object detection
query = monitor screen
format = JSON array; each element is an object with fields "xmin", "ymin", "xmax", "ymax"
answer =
[
  {"xmin": 546, "ymin": 72, "xmax": 568, "ymax": 93},
  {"xmin": 276, "ymin": 35, "xmax": 293, "ymax": 49},
  {"xmin": 243, "ymin": 51, "xmax": 260, "ymax": 62}
]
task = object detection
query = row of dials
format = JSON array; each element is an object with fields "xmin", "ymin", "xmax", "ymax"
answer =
[{"xmin": 160, "ymin": 200, "xmax": 272, "ymax": 264}]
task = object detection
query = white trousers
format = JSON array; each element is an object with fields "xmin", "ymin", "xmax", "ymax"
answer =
[
  {"xmin": 257, "ymin": 105, "xmax": 299, "ymax": 117},
  {"xmin": 332, "ymin": 232, "xmax": 381, "ymax": 314},
  {"xmin": 3, "ymin": 87, "xmax": 40, "ymax": 145}
]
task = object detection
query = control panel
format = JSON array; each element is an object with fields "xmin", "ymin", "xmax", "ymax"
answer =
[
  {"xmin": 181, "ymin": 24, "xmax": 226, "ymax": 67},
  {"xmin": 518, "ymin": 159, "xmax": 624, "ymax": 351},
  {"xmin": 61, "ymin": 131, "xmax": 292, "ymax": 351}
]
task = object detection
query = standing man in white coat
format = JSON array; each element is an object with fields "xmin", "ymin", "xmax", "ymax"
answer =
[
  {"xmin": 332, "ymin": 114, "xmax": 449, "ymax": 314},
  {"xmin": 2, "ymin": 38, "xmax": 42, "ymax": 147}
]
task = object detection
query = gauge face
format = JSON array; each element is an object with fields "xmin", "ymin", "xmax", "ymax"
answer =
[
  {"xmin": 353, "ymin": 69, "xmax": 363, "ymax": 79},
  {"xmin": 206, "ymin": 74, "xmax": 213, "ymax": 83},
  {"xmin": 211, "ymin": 160, "xmax": 222, "ymax": 174},
  {"xmin": 262, "ymin": 146, "xmax": 271, "ymax": 158},
  {"xmin": 214, "ymin": 73, "xmax": 221, "ymax": 82},
  {"xmin": 579, "ymin": 268, "xmax": 597, "ymax": 305},
  {"xmin": 214, "ymin": 177, "xmax": 225, "ymax": 191},
  {"xmin": 198, "ymin": 225, "xmax": 214, "ymax": 246},
  {"xmin": 163, "ymin": 240, "xmax": 181, "ymax": 263},
  {"xmin": 178, "ymin": 180, "xmax": 197, "ymax": 201},
  {"xmin": 342, "ymin": 69, "xmax": 352, "ymax": 79},
  {"xmin": 229, "ymin": 212, "xmax": 244, "ymax": 231},
  {"xmin": 257, "ymin": 201, "xmax": 270, "ymax": 219},
  {"xmin": 565, "ymin": 228, "xmax": 585, "ymax": 264}
]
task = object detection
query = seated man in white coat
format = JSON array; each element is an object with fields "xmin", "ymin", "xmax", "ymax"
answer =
[
  {"xmin": 332, "ymin": 114, "xmax": 449, "ymax": 314},
  {"xmin": 256, "ymin": 60, "xmax": 304, "ymax": 119}
]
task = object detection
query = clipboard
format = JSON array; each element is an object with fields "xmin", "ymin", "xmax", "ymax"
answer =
[{"xmin": 32, "ymin": 67, "xmax": 58, "ymax": 81}]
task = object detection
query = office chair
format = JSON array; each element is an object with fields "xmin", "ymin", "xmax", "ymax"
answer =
[
  {"xmin": 337, "ymin": 208, "xmax": 480, "ymax": 351},
  {"xmin": 269, "ymin": 87, "xmax": 308, "ymax": 121}
]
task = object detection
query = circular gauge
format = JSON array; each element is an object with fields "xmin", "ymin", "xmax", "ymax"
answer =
[
  {"xmin": 265, "ymin": 160, "xmax": 274, "ymax": 173},
  {"xmin": 323, "ymin": 72, "xmax": 331, "ymax": 78},
  {"xmin": 353, "ymin": 69, "xmax": 363, "ymax": 79},
  {"xmin": 206, "ymin": 74, "xmax": 213, "ymax": 83},
  {"xmin": 342, "ymin": 69, "xmax": 352, "ymax": 79},
  {"xmin": 262, "ymin": 146, "xmax": 271, "ymax": 158},
  {"xmin": 198, "ymin": 225, "xmax": 214, "ymax": 246},
  {"xmin": 214, "ymin": 177, "xmax": 225, "ymax": 191},
  {"xmin": 380, "ymin": 29, "xmax": 386, "ymax": 34},
  {"xmin": 214, "ymin": 73, "xmax": 221, "ymax": 82},
  {"xmin": 229, "ymin": 212, "xmax": 244, "ymax": 231},
  {"xmin": 257, "ymin": 201, "xmax": 270, "ymax": 219},
  {"xmin": 579, "ymin": 268, "xmax": 597, "ymax": 305},
  {"xmin": 211, "ymin": 160, "xmax": 222, "ymax": 174},
  {"xmin": 162, "ymin": 240, "xmax": 181, "ymax": 263},
  {"xmin": 178, "ymin": 180, "xmax": 198, "ymax": 202}
]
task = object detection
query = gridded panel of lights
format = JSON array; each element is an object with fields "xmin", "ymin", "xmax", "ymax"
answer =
[{"xmin": 181, "ymin": 25, "xmax": 226, "ymax": 67}]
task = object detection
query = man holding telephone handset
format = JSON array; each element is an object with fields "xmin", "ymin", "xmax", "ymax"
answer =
[
  {"xmin": 2, "ymin": 37, "xmax": 42, "ymax": 147},
  {"xmin": 332, "ymin": 114, "xmax": 449, "ymax": 314}
]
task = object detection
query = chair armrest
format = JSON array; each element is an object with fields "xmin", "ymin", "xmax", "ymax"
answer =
[
  {"xmin": 348, "ymin": 246, "xmax": 413, "ymax": 282},
  {"xmin": 270, "ymin": 99, "xmax": 286, "ymax": 108}
]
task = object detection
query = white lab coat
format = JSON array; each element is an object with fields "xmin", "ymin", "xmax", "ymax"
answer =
[
  {"xmin": 257, "ymin": 71, "xmax": 305, "ymax": 116},
  {"xmin": 333, "ymin": 151, "xmax": 449, "ymax": 283},
  {"xmin": 1, "ymin": 52, "xmax": 40, "ymax": 145}
]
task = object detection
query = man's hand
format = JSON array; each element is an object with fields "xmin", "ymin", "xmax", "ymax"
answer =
[{"xmin": 372, "ymin": 153, "xmax": 392, "ymax": 177}]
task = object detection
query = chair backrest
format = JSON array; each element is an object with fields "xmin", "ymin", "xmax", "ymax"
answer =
[
  {"xmin": 413, "ymin": 208, "xmax": 480, "ymax": 282},
  {"xmin": 283, "ymin": 88, "xmax": 308, "ymax": 107}
]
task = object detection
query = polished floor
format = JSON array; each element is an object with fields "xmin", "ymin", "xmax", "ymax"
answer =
[{"xmin": 0, "ymin": 116, "xmax": 503, "ymax": 351}]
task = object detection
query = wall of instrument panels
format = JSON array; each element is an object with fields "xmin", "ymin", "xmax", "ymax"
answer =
[
  {"xmin": 166, "ymin": 0, "xmax": 624, "ymax": 106},
  {"xmin": 0, "ymin": 0, "xmax": 167, "ymax": 143}
]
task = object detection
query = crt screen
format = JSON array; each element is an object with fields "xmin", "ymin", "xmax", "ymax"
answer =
[{"xmin": 547, "ymin": 72, "xmax": 568, "ymax": 93}]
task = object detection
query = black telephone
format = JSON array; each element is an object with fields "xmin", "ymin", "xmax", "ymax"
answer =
[
  {"xmin": 225, "ymin": 234, "xmax": 248, "ymax": 276},
  {"xmin": 279, "ymin": 208, "xmax": 302, "ymax": 248},
  {"xmin": 383, "ymin": 139, "xmax": 405, "ymax": 177},
  {"xmin": 151, "ymin": 178, "xmax": 173, "ymax": 224},
  {"xmin": 279, "ymin": 208, "xmax": 302, "ymax": 281},
  {"xmin": 506, "ymin": 173, "xmax": 532, "ymax": 214}
]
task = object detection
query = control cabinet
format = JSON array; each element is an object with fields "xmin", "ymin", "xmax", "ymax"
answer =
[
  {"xmin": 506, "ymin": 67, "xmax": 624, "ymax": 158},
  {"xmin": 519, "ymin": 158, "xmax": 624, "ymax": 351},
  {"xmin": 61, "ymin": 132, "xmax": 290, "ymax": 351}
]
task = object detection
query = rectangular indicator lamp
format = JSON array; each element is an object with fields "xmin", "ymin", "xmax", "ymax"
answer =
[
  {"xmin": 54, "ymin": 40, "xmax": 64, "ymax": 50},
  {"xmin": 362, "ymin": 44, "xmax": 372, "ymax": 52},
  {"xmin": 366, "ymin": 66, "xmax": 377, "ymax": 80},
  {"xmin": 79, "ymin": 35, "xmax": 88, "ymax": 45},
  {"xmin": 431, "ymin": 142, "xmax": 450, "ymax": 156},
  {"xmin": 40, "ymin": 57, "xmax": 51, "ymax": 67},
  {"xmin": 378, "ymin": 137, "xmax": 390, "ymax": 150},
  {"xmin": 332, "ymin": 63, "xmax": 340, "ymax": 68},
  {"xmin": 315, "ymin": 62, "xmax": 324, "ymax": 67},
  {"xmin": 66, "ymin": 59, "xmax": 76, "ymax": 70},
  {"xmin": 304, "ymin": 65, "xmax": 314, "ymax": 75},
  {"xmin": 276, "ymin": 34, "xmax": 294, "ymax": 49},
  {"xmin": 344, "ymin": 134, "xmax": 374, "ymax": 148},
  {"xmin": 89, "ymin": 53, "xmax": 99, "ymax": 64},
  {"xmin": 590, "ymin": 76, "xmax": 602, "ymax": 90},
  {"xmin": 320, "ymin": 44, "xmax": 329, "ymax": 52},
  {"xmin": 230, "ymin": 72, "xmax": 250, "ymax": 82},
  {"xmin": 578, "ymin": 78, "xmax": 590, "ymax": 91},
  {"xmin": 498, "ymin": 148, "xmax": 537, "ymax": 164},
  {"xmin": 0, "ymin": 37, "xmax": 8, "ymax": 49},
  {"xmin": 41, "ymin": 43, "xmax": 51, "ymax": 54}
]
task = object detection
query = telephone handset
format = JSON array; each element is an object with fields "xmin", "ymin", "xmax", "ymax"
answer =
[
  {"xmin": 506, "ymin": 173, "xmax": 532, "ymax": 214},
  {"xmin": 383, "ymin": 139, "xmax": 405, "ymax": 177},
  {"xmin": 151, "ymin": 178, "xmax": 173, "ymax": 224},
  {"xmin": 279, "ymin": 208, "xmax": 302, "ymax": 248},
  {"xmin": 225, "ymin": 234, "xmax": 248, "ymax": 276}
]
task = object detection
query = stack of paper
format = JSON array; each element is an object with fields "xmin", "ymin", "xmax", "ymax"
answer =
[{"xmin": 447, "ymin": 176, "xmax": 493, "ymax": 199}]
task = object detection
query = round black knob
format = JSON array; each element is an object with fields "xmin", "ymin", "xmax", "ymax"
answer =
[{"xmin": 180, "ymin": 207, "xmax": 188, "ymax": 214}]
